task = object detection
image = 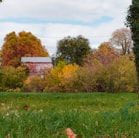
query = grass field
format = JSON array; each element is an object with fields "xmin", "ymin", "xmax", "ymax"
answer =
[{"xmin": 0, "ymin": 92, "xmax": 139, "ymax": 138}]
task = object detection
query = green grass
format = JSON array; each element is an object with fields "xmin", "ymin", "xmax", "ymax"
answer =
[{"xmin": 0, "ymin": 92, "xmax": 139, "ymax": 137}]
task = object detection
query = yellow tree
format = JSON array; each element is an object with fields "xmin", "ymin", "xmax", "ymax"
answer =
[
  {"xmin": 44, "ymin": 61, "xmax": 79, "ymax": 92},
  {"xmin": 58, "ymin": 63, "xmax": 79, "ymax": 90}
]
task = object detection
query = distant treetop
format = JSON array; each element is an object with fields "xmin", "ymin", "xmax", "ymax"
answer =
[{"xmin": 1, "ymin": 31, "xmax": 49, "ymax": 67}]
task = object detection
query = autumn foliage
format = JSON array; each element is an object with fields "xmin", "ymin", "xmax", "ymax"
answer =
[
  {"xmin": 0, "ymin": 28, "xmax": 138, "ymax": 93},
  {"xmin": 43, "ymin": 62, "xmax": 79, "ymax": 92},
  {"xmin": 110, "ymin": 28, "xmax": 132, "ymax": 55},
  {"xmin": 1, "ymin": 31, "xmax": 49, "ymax": 67},
  {"xmin": 86, "ymin": 42, "xmax": 119, "ymax": 66},
  {"xmin": 0, "ymin": 66, "xmax": 27, "ymax": 91}
]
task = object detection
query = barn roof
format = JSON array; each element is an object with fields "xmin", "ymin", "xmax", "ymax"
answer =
[{"xmin": 21, "ymin": 57, "xmax": 52, "ymax": 63}]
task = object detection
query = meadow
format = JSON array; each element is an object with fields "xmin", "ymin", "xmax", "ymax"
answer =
[{"xmin": 0, "ymin": 92, "xmax": 139, "ymax": 138}]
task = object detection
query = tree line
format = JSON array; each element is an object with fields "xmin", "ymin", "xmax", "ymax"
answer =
[
  {"xmin": 0, "ymin": 28, "xmax": 132, "ymax": 67},
  {"xmin": 0, "ymin": 28, "xmax": 137, "ymax": 93}
]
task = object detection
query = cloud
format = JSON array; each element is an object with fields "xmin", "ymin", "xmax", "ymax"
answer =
[
  {"xmin": 0, "ymin": 0, "xmax": 131, "ymax": 21},
  {"xmin": 0, "ymin": 0, "xmax": 132, "ymax": 55}
]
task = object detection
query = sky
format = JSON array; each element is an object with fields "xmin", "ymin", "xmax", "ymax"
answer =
[{"xmin": 0, "ymin": 0, "xmax": 131, "ymax": 55}]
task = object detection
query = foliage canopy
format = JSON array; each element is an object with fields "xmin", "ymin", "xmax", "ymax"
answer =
[
  {"xmin": 86, "ymin": 42, "xmax": 119, "ymax": 66},
  {"xmin": 55, "ymin": 35, "xmax": 91, "ymax": 66},
  {"xmin": 1, "ymin": 31, "xmax": 49, "ymax": 67}
]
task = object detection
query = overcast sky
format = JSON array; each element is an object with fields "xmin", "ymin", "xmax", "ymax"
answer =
[{"xmin": 0, "ymin": 0, "xmax": 131, "ymax": 55}]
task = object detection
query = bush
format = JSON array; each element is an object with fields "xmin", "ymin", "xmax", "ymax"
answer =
[
  {"xmin": 43, "ymin": 62, "xmax": 79, "ymax": 92},
  {"xmin": 0, "ymin": 66, "xmax": 27, "ymax": 91},
  {"xmin": 45, "ymin": 55, "xmax": 138, "ymax": 93},
  {"xmin": 22, "ymin": 76, "xmax": 45, "ymax": 92},
  {"xmin": 43, "ymin": 59, "xmax": 107, "ymax": 93},
  {"xmin": 67, "ymin": 59, "xmax": 107, "ymax": 92},
  {"xmin": 106, "ymin": 56, "xmax": 138, "ymax": 92}
]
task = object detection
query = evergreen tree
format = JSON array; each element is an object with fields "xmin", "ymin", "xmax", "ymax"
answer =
[{"xmin": 126, "ymin": 0, "xmax": 139, "ymax": 97}]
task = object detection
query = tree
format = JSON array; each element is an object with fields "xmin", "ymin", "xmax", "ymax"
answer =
[
  {"xmin": 55, "ymin": 35, "xmax": 91, "ymax": 66},
  {"xmin": 1, "ymin": 31, "xmax": 49, "ymax": 67},
  {"xmin": 126, "ymin": 0, "xmax": 139, "ymax": 97},
  {"xmin": 43, "ymin": 61, "xmax": 79, "ymax": 92},
  {"xmin": 85, "ymin": 42, "xmax": 119, "ymax": 66},
  {"xmin": 110, "ymin": 28, "xmax": 132, "ymax": 55},
  {"xmin": 106, "ymin": 56, "xmax": 138, "ymax": 93}
]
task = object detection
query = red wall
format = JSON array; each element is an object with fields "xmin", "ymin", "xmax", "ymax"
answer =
[{"xmin": 24, "ymin": 62, "xmax": 53, "ymax": 76}]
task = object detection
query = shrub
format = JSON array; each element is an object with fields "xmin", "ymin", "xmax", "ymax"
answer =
[
  {"xmin": 106, "ymin": 55, "xmax": 138, "ymax": 92},
  {"xmin": 22, "ymin": 76, "xmax": 44, "ymax": 92},
  {"xmin": 43, "ymin": 62, "xmax": 79, "ymax": 92},
  {"xmin": 0, "ymin": 66, "xmax": 27, "ymax": 91},
  {"xmin": 67, "ymin": 59, "xmax": 107, "ymax": 92}
]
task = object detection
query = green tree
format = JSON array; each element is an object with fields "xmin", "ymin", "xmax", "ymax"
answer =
[
  {"xmin": 55, "ymin": 35, "xmax": 91, "ymax": 66},
  {"xmin": 126, "ymin": 0, "xmax": 139, "ymax": 97},
  {"xmin": 1, "ymin": 31, "xmax": 49, "ymax": 67}
]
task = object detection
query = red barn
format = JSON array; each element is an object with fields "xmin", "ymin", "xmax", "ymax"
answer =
[{"xmin": 21, "ymin": 57, "xmax": 53, "ymax": 77}]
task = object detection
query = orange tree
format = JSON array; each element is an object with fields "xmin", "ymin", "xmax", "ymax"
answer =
[
  {"xmin": 1, "ymin": 31, "xmax": 49, "ymax": 67},
  {"xmin": 85, "ymin": 42, "xmax": 119, "ymax": 67}
]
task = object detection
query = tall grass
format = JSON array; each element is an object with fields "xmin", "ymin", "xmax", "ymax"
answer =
[{"xmin": 0, "ymin": 92, "xmax": 139, "ymax": 137}]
